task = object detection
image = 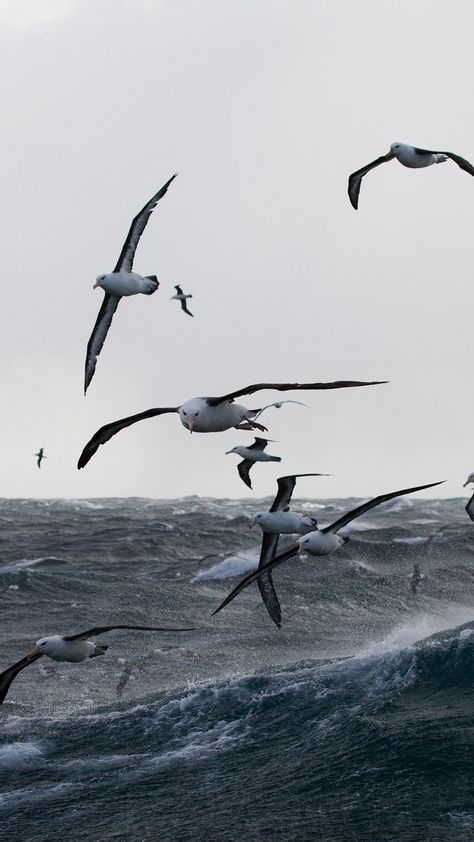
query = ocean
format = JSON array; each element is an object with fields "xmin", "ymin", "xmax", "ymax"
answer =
[{"xmin": 0, "ymin": 496, "xmax": 473, "ymax": 841}]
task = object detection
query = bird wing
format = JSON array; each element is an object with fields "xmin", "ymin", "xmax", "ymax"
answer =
[
  {"xmin": 207, "ymin": 380, "xmax": 387, "ymax": 406},
  {"xmin": 84, "ymin": 293, "xmax": 121, "ymax": 394},
  {"xmin": 322, "ymin": 480, "xmax": 445, "ymax": 534},
  {"xmin": 174, "ymin": 284, "xmax": 183, "ymax": 294},
  {"xmin": 0, "ymin": 652, "xmax": 43, "ymax": 704},
  {"xmin": 413, "ymin": 146, "xmax": 474, "ymax": 176},
  {"xmin": 63, "ymin": 623, "xmax": 196, "ymax": 641},
  {"xmin": 270, "ymin": 473, "xmax": 328, "ymax": 512},
  {"xmin": 256, "ymin": 532, "xmax": 282, "ymax": 628},
  {"xmin": 113, "ymin": 174, "xmax": 177, "ymax": 273},
  {"xmin": 212, "ymin": 545, "xmax": 298, "ymax": 616},
  {"xmin": 348, "ymin": 152, "xmax": 395, "ymax": 210},
  {"xmin": 465, "ymin": 494, "xmax": 474, "ymax": 522},
  {"xmin": 180, "ymin": 299, "xmax": 194, "ymax": 317},
  {"xmin": 248, "ymin": 438, "xmax": 269, "ymax": 451},
  {"xmin": 77, "ymin": 407, "xmax": 178, "ymax": 469},
  {"xmin": 237, "ymin": 460, "xmax": 254, "ymax": 489}
]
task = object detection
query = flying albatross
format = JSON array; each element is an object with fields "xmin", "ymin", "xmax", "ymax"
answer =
[
  {"xmin": 463, "ymin": 473, "xmax": 474, "ymax": 521},
  {"xmin": 84, "ymin": 174, "xmax": 177, "ymax": 394},
  {"xmin": 0, "ymin": 623, "xmax": 195, "ymax": 704},
  {"xmin": 35, "ymin": 448, "xmax": 46, "ymax": 469},
  {"xmin": 212, "ymin": 480, "xmax": 444, "ymax": 616},
  {"xmin": 77, "ymin": 379, "xmax": 386, "ymax": 469},
  {"xmin": 226, "ymin": 438, "xmax": 281, "ymax": 489},
  {"xmin": 348, "ymin": 142, "xmax": 474, "ymax": 209},
  {"xmin": 170, "ymin": 284, "xmax": 193, "ymax": 317},
  {"xmin": 247, "ymin": 473, "xmax": 327, "ymax": 627}
]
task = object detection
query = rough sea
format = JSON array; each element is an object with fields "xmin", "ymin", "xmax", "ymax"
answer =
[{"xmin": 1, "ymin": 496, "xmax": 473, "ymax": 841}]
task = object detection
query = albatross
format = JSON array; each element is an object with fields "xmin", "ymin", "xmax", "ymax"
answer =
[
  {"xmin": 84, "ymin": 174, "xmax": 177, "ymax": 394},
  {"xmin": 348, "ymin": 142, "xmax": 474, "ymax": 209},
  {"xmin": 226, "ymin": 438, "xmax": 281, "ymax": 489},
  {"xmin": 247, "ymin": 473, "xmax": 327, "ymax": 628},
  {"xmin": 212, "ymin": 480, "xmax": 444, "ymax": 616},
  {"xmin": 0, "ymin": 622, "xmax": 195, "ymax": 704},
  {"xmin": 170, "ymin": 284, "xmax": 193, "ymax": 317},
  {"xmin": 77, "ymin": 379, "xmax": 386, "ymax": 469},
  {"xmin": 35, "ymin": 448, "xmax": 46, "ymax": 469}
]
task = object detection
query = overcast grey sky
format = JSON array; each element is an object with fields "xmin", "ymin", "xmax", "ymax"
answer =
[{"xmin": 1, "ymin": 0, "xmax": 473, "ymax": 500}]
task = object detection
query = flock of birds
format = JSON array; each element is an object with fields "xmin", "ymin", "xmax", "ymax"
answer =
[{"xmin": 5, "ymin": 140, "xmax": 474, "ymax": 706}]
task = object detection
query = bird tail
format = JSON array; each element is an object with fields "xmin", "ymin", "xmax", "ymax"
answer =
[
  {"xmin": 269, "ymin": 456, "xmax": 282, "ymax": 462},
  {"xmin": 90, "ymin": 644, "xmax": 108, "ymax": 658},
  {"xmin": 144, "ymin": 275, "xmax": 159, "ymax": 294}
]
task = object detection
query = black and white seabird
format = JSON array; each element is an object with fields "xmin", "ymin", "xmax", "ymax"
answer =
[
  {"xmin": 247, "ymin": 473, "xmax": 327, "ymax": 628},
  {"xmin": 0, "ymin": 623, "xmax": 195, "ymax": 704},
  {"xmin": 348, "ymin": 142, "xmax": 474, "ymax": 209},
  {"xmin": 77, "ymin": 379, "xmax": 386, "ymax": 469},
  {"xmin": 170, "ymin": 284, "xmax": 193, "ymax": 317},
  {"xmin": 463, "ymin": 473, "xmax": 474, "ymax": 522},
  {"xmin": 226, "ymin": 438, "xmax": 281, "ymax": 489},
  {"xmin": 212, "ymin": 480, "xmax": 444, "ymax": 616},
  {"xmin": 84, "ymin": 174, "xmax": 177, "ymax": 394},
  {"xmin": 35, "ymin": 448, "xmax": 46, "ymax": 469}
]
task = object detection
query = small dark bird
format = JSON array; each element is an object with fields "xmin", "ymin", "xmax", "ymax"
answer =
[
  {"xmin": 35, "ymin": 448, "xmax": 46, "ymax": 469},
  {"xmin": 171, "ymin": 284, "xmax": 194, "ymax": 317}
]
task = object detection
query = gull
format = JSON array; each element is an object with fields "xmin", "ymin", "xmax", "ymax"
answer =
[
  {"xmin": 212, "ymin": 480, "xmax": 444, "ymax": 616},
  {"xmin": 463, "ymin": 473, "xmax": 474, "ymax": 521},
  {"xmin": 248, "ymin": 473, "xmax": 327, "ymax": 628},
  {"xmin": 77, "ymin": 378, "xmax": 386, "ymax": 469},
  {"xmin": 0, "ymin": 622, "xmax": 195, "ymax": 704},
  {"xmin": 226, "ymin": 438, "xmax": 281, "ymax": 489},
  {"xmin": 170, "ymin": 284, "xmax": 193, "ymax": 317},
  {"xmin": 35, "ymin": 448, "xmax": 46, "ymax": 469},
  {"xmin": 84, "ymin": 174, "xmax": 177, "ymax": 394},
  {"xmin": 348, "ymin": 142, "xmax": 474, "ymax": 209}
]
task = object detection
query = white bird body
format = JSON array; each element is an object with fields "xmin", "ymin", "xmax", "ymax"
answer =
[
  {"xmin": 227, "ymin": 446, "xmax": 279, "ymax": 463},
  {"xmin": 171, "ymin": 292, "xmax": 192, "ymax": 302},
  {"xmin": 178, "ymin": 399, "xmax": 253, "ymax": 433},
  {"xmin": 251, "ymin": 511, "xmax": 317, "ymax": 535},
  {"xmin": 390, "ymin": 142, "xmax": 447, "ymax": 169},
  {"xmin": 34, "ymin": 635, "xmax": 97, "ymax": 662},
  {"xmin": 298, "ymin": 530, "xmax": 345, "ymax": 556},
  {"xmin": 94, "ymin": 271, "xmax": 158, "ymax": 297}
]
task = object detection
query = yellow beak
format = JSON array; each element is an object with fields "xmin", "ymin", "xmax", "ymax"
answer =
[
  {"xmin": 187, "ymin": 416, "xmax": 194, "ymax": 434},
  {"xmin": 93, "ymin": 281, "xmax": 100, "ymax": 289},
  {"xmin": 298, "ymin": 543, "xmax": 304, "ymax": 554},
  {"xmin": 248, "ymin": 519, "xmax": 256, "ymax": 529},
  {"xmin": 26, "ymin": 645, "xmax": 41, "ymax": 660}
]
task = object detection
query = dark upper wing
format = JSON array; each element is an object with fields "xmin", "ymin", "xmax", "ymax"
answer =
[
  {"xmin": 248, "ymin": 438, "xmax": 268, "ymax": 451},
  {"xmin": 207, "ymin": 380, "xmax": 387, "ymax": 406},
  {"xmin": 84, "ymin": 293, "xmax": 121, "ymax": 394},
  {"xmin": 348, "ymin": 152, "xmax": 395, "ymax": 209},
  {"xmin": 413, "ymin": 147, "xmax": 474, "ymax": 176},
  {"xmin": 322, "ymin": 480, "xmax": 445, "ymax": 534},
  {"xmin": 63, "ymin": 623, "xmax": 196, "ymax": 641},
  {"xmin": 0, "ymin": 652, "xmax": 43, "ymax": 704},
  {"xmin": 212, "ymin": 544, "xmax": 298, "ymax": 616},
  {"xmin": 466, "ymin": 494, "xmax": 474, "ymax": 522},
  {"xmin": 180, "ymin": 300, "xmax": 194, "ymax": 317},
  {"xmin": 113, "ymin": 174, "xmax": 177, "ymax": 273},
  {"xmin": 174, "ymin": 284, "xmax": 183, "ymax": 294},
  {"xmin": 256, "ymin": 532, "xmax": 282, "ymax": 628},
  {"xmin": 270, "ymin": 473, "xmax": 328, "ymax": 512},
  {"xmin": 77, "ymin": 407, "xmax": 178, "ymax": 469},
  {"xmin": 237, "ymin": 460, "xmax": 253, "ymax": 489}
]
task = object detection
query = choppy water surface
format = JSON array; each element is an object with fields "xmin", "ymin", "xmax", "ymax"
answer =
[{"xmin": 1, "ymin": 496, "xmax": 473, "ymax": 841}]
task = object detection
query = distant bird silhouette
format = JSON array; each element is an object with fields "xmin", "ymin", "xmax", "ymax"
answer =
[
  {"xmin": 171, "ymin": 284, "xmax": 193, "ymax": 317},
  {"xmin": 35, "ymin": 448, "xmax": 46, "ymax": 469},
  {"xmin": 226, "ymin": 438, "xmax": 281, "ymax": 488}
]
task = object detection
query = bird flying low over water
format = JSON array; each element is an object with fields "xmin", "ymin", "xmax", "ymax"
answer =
[
  {"xmin": 348, "ymin": 142, "xmax": 474, "ymax": 209},
  {"xmin": 212, "ymin": 480, "xmax": 444, "ymax": 617},
  {"xmin": 247, "ymin": 473, "xmax": 328, "ymax": 628},
  {"xmin": 0, "ymin": 623, "xmax": 195, "ymax": 704},
  {"xmin": 463, "ymin": 473, "xmax": 474, "ymax": 522},
  {"xmin": 35, "ymin": 448, "xmax": 46, "ymax": 468},
  {"xmin": 226, "ymin": 438, "xmax": 281, "ymax": 489},
  {"xmin": 77, "ymin": 379, "xmax": 386, "ymax": 469},
  {"xmin": 171, "ymin": 284, "xmax": 193, "ymax": 317},
  {"xmin": 84, "ymin": 174, "xmax": 177, "ymax": 394}
]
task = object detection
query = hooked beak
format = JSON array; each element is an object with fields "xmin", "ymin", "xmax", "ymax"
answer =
[
  {"xmin": 26, "ymin": 645, "xmax": 41, "ymax": 660},
  {"xmin": 248, "ymin": 518, "xmax": 256, "ymax": 529},
  {"xmin": 187, "ymin": 416, "xmax": 194, "ymax": 434},
  {"xmin": 93, "ymin": 281, "xmax": 100, "ymax": 289},
  {"xmin": 298, "ymin": 542, "xmax": 304, "ymax": 555},
  {"xmin": 464, "ymin": 480, "xmax": 470, "ymax": 487}
]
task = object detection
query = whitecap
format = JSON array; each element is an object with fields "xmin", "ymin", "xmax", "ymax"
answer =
[{"xmin": 192, "ymin": 550, "xmax": 259, "ymax": 581}]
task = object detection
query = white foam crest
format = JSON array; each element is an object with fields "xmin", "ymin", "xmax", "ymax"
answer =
[
  {"xmin": 357, "ymin": 607, "xmax": 474, "ymax": 658},
  {"xmin": 147, "ymin": 718, "xmax": 247, "ymax": 767},
  {"xmin": 192, "ymin": 550, "xmax": 259, "ymax": 581},
  {"xmin": 0, "ymin": 740, "xmax": 44, "ymax": 770}
]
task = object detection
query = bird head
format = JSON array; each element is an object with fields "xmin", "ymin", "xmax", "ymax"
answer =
[
  {"xmin": 226, "ymin": 446, "xmax": 244, "ymax": 456},
  {"xmin": 93, "ymin": 274, "xmax": 106, "ymax": 289},
  {"xmin": 179, "ymin": 399, "xmax": 202, "ymax": 433},
  {"xmin": 248, "ymin": 512, "xmax": 265, "ymax": 528},
  {"xmin": 28, "ymin": 635, "xmax": 58, "ymax": 658}
]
